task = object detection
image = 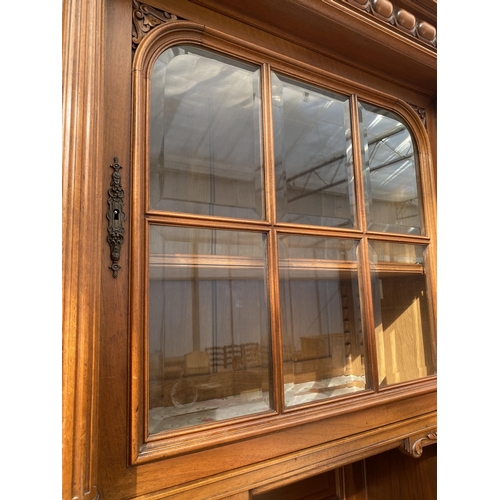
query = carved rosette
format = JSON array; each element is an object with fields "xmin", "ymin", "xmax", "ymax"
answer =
[
  {"xmin": 107, "ymin": 157, "xmax": 126, "ymax": 278},
  {"xmin": 400, "ymin": 431, "xmax": 437, "ymax": 458},
  {"xmin": 409, "ymin": 104, "xmax": 427, "ymax": 129},
  {"xmin": 132, "ymin": 0, "xmax": 184, "ymax": 51}
]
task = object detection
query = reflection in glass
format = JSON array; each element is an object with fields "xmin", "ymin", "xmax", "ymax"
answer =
[
  {"xmin": 278, "ymin": 235, "xmax": 366, "ymax": 408},
  {"xmin": 272, "ymin": 74, "xmax": 356, "ymax": 228},
  {"xmin": 150, "ymin": 46, "xmax": 264, "ymax": 219},
  {"xmin": 369, "ymin": 241, "xmax": 435, "ymax": 386},
  {"xmin": 358, "ymin": 102, "xmax": 423, "ymax": 235},
  {"xmin": 148, "ymin": 226, "xmax": 271, "ymax": 434}
]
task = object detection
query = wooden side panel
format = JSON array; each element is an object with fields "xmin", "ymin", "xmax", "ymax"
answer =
[
  {"xmin": 363, "ymin": 445, "xmax": 437, "ymax": 500},
  {"xmin": 62, "ymin": 0, "xmax": 104, "ymax": 497}
]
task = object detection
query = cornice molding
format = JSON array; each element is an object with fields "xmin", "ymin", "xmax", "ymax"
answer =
[{"xmin": 343, "ymin": 0, "xmax": 436, "ymax": 48}]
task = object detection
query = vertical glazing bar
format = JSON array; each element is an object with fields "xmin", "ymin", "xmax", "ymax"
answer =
[
  {"xmin": 349, "ymin": 95, "xmax": 367, "ymax": 234},
  {"xmin": 350, "ymin": 94, "xmax": 378, "ymax": 391},
  {"xmin": 261, "ymin": 63, "xmax": 276, "ymax": 225},
  {"xmin": 262, "ymin": 63, "xmax": 283, "ymax": 412},
  {"xmin": 267, "ymin": 229, "xmax": 284, "ymax": 414},
  {"xmin": 358, "ymin": 237, "xmax": 379, "ymax": 392}
]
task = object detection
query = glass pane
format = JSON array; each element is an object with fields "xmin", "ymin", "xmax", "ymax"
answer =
[
  {"xmin": 150, "ymin": 46, "xmax": 264, "ymax": 219},
  {"xmin": 272, "ymin": 74, "xmax": 356, "ymax": 228},
  {"xmin": 148, "ymin": 226, "xmax": 272, "ymax": 434},
  {"xmin": 278, "ymin": 235, "xmax": 366, "ymax": 408},
  {"xmin": 358, "ymin": 102, "xmax": 423, "ymax": 235},
  {"xmin": 369, "ymin": 241, "xmax": 436, "ymax": 386}
]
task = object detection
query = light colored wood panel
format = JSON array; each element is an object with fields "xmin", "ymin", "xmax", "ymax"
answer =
[{"xmin": 374, "ymin": 274, "xmax": 434, "ymax": 385}]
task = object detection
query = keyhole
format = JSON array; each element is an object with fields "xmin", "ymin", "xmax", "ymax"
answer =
[{"xmin": 113, "ymin": 209, "xmax": 120, "ymax": 220}]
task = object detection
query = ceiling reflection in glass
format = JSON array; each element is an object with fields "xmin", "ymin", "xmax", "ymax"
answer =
[
  {"xmin": 149, "ymin": 46, "xmax": 264, "ymax": 219},
  {"xmin": 272, "ymin": 73, "xmax": 356, "ymax": 228},
  {"xmin": 149, "ymin": 46, "xmax": 423, "ymax": 235},
  {"xmin": 358, "ymin": 102, "xmax": 423, "ymax": 235}
]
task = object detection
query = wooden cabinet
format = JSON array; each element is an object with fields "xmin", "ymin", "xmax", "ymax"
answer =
[{"xmin": 62, "ymin": 0, "xmax": 437, "ymax": 499}]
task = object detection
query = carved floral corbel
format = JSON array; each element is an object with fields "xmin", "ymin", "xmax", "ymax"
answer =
[
  {"xmin": 399, "ymin": 430, "xmax": 437, "ymax": 458},
  {"xmin": 132, "ymin": 0, "xmax": 184, "ymax": 51}
]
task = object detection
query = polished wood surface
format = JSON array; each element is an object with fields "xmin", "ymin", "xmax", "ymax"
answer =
[
  {"xmin": 62, "ymin": 0, "xmax": 104, "ymax": 497},
  {"xmin": 62, "ymin": 1, "xmax": 437, "ymax": 498}
]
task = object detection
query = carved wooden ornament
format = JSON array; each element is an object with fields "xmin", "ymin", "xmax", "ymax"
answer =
[
  {"xmin": 400, "ymin": 431, "xmax": 437, "ymax": 458},
  {"xmin": 132, "ymin": 0, "xmax": 183, "ymax": 50}
]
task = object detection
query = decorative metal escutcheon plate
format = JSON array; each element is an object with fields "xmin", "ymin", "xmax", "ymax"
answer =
[{"xmin": 107, "ymin": 157, "xmax": 125, "ymax": 277}]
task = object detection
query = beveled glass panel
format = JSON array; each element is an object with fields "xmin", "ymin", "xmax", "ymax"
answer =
[
  {"xmin": 278, "ymin": 234, "xmax": 366, "ymax": 408},
  {"xmin": 369, "ymin": 241, "xmax": 436, "ymax": 386},
  {"xmin": 358, "ymin": 102, "xmax": 423, "ymax": 235},
  {"xmin": 150, "ymin": 46, "xmax": 264, "ymax": 219},
  {"xmin": 148, "ymin": 226, "xmax": 271, "ymax": 434},
  {"xmin": 272, "ymin": 74, "xmax": 356, "ymax": 228}
]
